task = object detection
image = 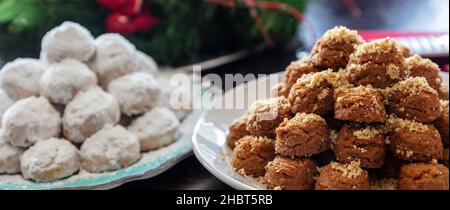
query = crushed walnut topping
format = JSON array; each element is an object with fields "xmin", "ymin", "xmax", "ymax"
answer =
[
  {"xmin": 386, "ymin": 63, "xmax": 401, "ymax": 80},
  {"xmin": 321, "ymin": 26, "xmax": 364, "ymax": 44},
  {"xmin": 288, "ymin": 112, "xmax": 326, "ymax": 125},
  {"xmin": 406, "ymin": 54, "xmax": 440, "ymax": 70},
  {"xmin": 353, "ymin": 126, "xmax": 383, "ymax": 140},
  {"xmin": 354, "ymin": 38, "xmax": 398, "ymax": 57},
  {"xmin": 247, "ymin": 97, "xmax": 290, "ymax": 122},
  {"xmin": 440, "ymin": 100, "xmax": 449, "ymax": 109},
  {"xmin": 386, "ymin": 115, "xmax": 429, "ymax": 133},
  {"xmin": 296, "ymin": 69, "xmax": 349, "ymax": 89},
  {"xmin": 330, "ymin": 161, "xmax": 364, "ymax": 179},
  {"xmin": 384, "ymin": 77, "xmax": 431, "ymax": 98}
]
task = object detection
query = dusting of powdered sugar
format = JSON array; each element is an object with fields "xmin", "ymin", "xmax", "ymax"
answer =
[{"xmin": 0, "ymin": 108, "xmax": 199, "ymax": 190}]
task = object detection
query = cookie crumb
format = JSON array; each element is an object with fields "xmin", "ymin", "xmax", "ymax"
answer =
[
  {"xmin": 354, "ymin": 38, "xmax": 398, "ymax": 56},
  {"xmin": 386, "ymin": 115, "xmax": 429, "ymax": 133},
  {"xmin": 385, "ymin": 77, "xmax": 431, "ymax": 98},
  {"xmin": 289, "ymin": 112, "xmax": 326, "ymax": 125},
  {"xmin": 386, "ymin": 63, "xmax": 401, "ymax": 80},
  {"xmin": 352, "ymin": 126, "xmax": 382, "ymax": 140},
  {"xmin": 330, "ymin": 161, "xmax": 363, "ymax": 178}
]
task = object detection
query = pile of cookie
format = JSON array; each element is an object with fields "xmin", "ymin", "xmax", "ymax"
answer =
[
  {"xmin": 0, "ymin": 22, "xmax": 191, "ymax": 182},
  {"xmin": 227, "ymin": 26, "xmax": 449, "ymax": 190}
]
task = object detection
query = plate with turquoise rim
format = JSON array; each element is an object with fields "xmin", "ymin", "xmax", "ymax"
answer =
[
  {"xmin": 192, "ymin": 72, "xmax": 449, "ymax": 190},
  {"xmin": 0, "ymin": 108, "xmax": 202, "ymax": 190},
  {"xmin": 0, "ymin": 74, "xmax": 205, "ymax": 190}
]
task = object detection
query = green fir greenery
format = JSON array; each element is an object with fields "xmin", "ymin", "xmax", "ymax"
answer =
[{"xmin": 0, "ymin": 0, "xmax": 306, "ymax": 65}]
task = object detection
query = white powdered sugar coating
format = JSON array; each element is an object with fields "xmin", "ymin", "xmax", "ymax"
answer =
[
  {"xmin": 20, "ymin": 138, "xmax": 80, "ymax": 182},
  {"xmin": 108, "ymin": 72, "xmax": 161, "ymax": 116},
  {"xmin": 40, "ymin": 59, "xmax": 98, "ymax": 104},
  {"xmin": 2, "ymin": 97, "xmax": 61, "ymax": 148},
  {"xmin": 63, "ymin": 87, "xmax": 120, "ymax": 144},
  {"xmin": 157, "ymin": 83, "xmax": 193, "ymax": 120},
  {"xmin": 0, "ymin": 93, "xmax": 197, "ymax": 189},
  {"xmin": 136, "ymin": 51, "xmax": 159, "ymax": 76},
  {"xmin": 0, "ymin": 130, "xmax": 24, "ymax": 174},
  {"xmin": 41, "ymin": 21, "xmax": 95, "ymax": 63},
  {"xmin": 0, "ymin": 58, "xmax": 45, "ymax": 101},
  {"xmin": 80, "ymin": 124, "xmax": 141, "ymax": 173},
  {"xmin": 0, "ymin": 89, "xmax": 14, "ymax": 126},
  {"xmin": 91, "ymin": 33, "xmax": 137, "ymax": 87},
  {"xmin": 128, "ymin": 107, "xmax": 180, "ymax": 151}
]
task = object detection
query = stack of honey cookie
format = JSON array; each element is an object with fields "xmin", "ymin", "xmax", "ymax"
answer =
[{"xmin": 227, "ymin": 26, "xmax": 449, "ymax": 190}]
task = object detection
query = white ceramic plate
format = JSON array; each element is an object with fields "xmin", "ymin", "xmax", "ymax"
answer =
[{"xmin": 192, "ymin": 72, "xmax": 449, "ymax": 190}]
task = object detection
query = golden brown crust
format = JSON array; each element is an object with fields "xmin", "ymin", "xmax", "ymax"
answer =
[
  {"xmin": 231, "ymin": 136, "xmax": 276, "ymax": 178},
  {"xmin": 406, "ymin": 54, "xmax": 443, "ymax": 91},
  {"xmin": 226, "ymin": 116, "xmax": 250, "ymax": 149},
  {"xmin": 315, "ymin": 161, "xmax": 370, "ymax": 190},
  {"xmin": 438, "ymin": 85, "xmax": 449, "ymax": 100},
  {"xmin": 264, "ymin": 156, "xmax": 317, "ymax": 190},
  {"xmin": 434, "ymin": 100, "xmax": 449, "ymax": 146},
  {"xmin": 311, "ymin": 26, "xmax": 364, "ymax": 70},
  {"xmin": 399, "ymin": 162, "xmax": 449, "ymax": 190},
  {"xmin": 385, "ymin": 77, "xmax": 442, "ymax": 123},
  {"xmin": 284, "ymin": 58, "xmax": 320, "ymax": 87},
  {"xmin": 275, "ymin": 113, "xmax": 330, "ymax": 158},
  {"xmin": 288, "ymin": 70, "xmax": 347, "ymax": 116},
  {"xmin": 246, "ymin": 97, "xmax": 291, "ymax": 137},
  {"xmin": 387, "ymin": 116, "xmax": 443, "ymax": 161},
  {"xmin": 398, "ymin": 44, "xmax": 411, "ymax": 58},
  {"xmin": 334, "ymin": 124, "xmax": 386, "ymax": 169},
  {"xmin": 345, "ymin": 38, "xmax": 408, "ymax": 88},
  {"xmin": 270, "ymin": 82, "xmax": 290, "ymax": 98},
  {"xmin": 334, "ymin": 85, "xmax": 386, "ymax": 123}
]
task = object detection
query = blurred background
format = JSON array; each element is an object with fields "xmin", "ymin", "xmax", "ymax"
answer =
[
  {"xmin": 0, "ymin": 0, "xmax": 448, "ymax": 70},
  {"xmin": 0, "ymin": 0, "xmax": 306, "ymax": 67}
]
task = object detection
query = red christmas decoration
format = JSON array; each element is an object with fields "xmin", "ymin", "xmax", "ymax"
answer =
[
  {"xmin": 97, "ymin": 0, "xmax": 142, "ymax": 15},
  {"xmin": 106, "ymin": 12, "xmax": 160, "ymax": 34},
  {"xmin": 120, "ymin": 0, "xmax": 143, "ymax": 15},
  {"xmin": 99, "ymin": 0, "xmax": 159, "ymax": 35},
  {"xmin": 133, "ymin": 12, "xmax": 160, "ymax": 31},
  {"xmin": 97, "ymin": 0, "xmax": 128, "ymax": 11},
  {"xmin": 106, "ymin": 13, "xmax": 135, "ymax": 35}
]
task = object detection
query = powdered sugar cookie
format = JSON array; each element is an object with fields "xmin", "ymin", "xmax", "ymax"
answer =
[
  {"xmin": 0, "ymin": 58, "xmax": 45, "ymax": 101},
  {"xmin": 63, "ymin": 87, "xmax": 120, "ymax": 143},
  {"xmin": 108, "ymin": 72, "xmax": 161, "ymax": 116},
  {"xmin": 0, "ymin": 130, "xmax": 24, "ymax": 174},
  {"xmin": 128, "ymin": 107, "xmax": 179, "ymax": 151},
  {"xmin": 20, "ymin": 138, "xmax": 80, "ymax": 182},
  {"xmin": 0, "ymin": 89, "xmax": 14, "ymax": 126},
  {"xmin": 41, "ymin": 21, "xmax": 95, "ymax": 63},
  {"xmin": 91, "ymin": 33, "xmax": 137, "ymax": 87},
  {"xmin": 2, "ymin": 97, "xmax": 61, "ymax": 148},
  {"xmin": 80, "ymin": 124, "xmax": 140, "ymax": 173},
  {"xmin": 41, "ymin": 59, "xmax": 97, "ymax": 104},
  {"xmin": 158, "ymin": 85, "xmax": 193, "ymax": 120},
  {"xmin": 136, "ymin": 51, "xmax": 158, "ymax": 76}
]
